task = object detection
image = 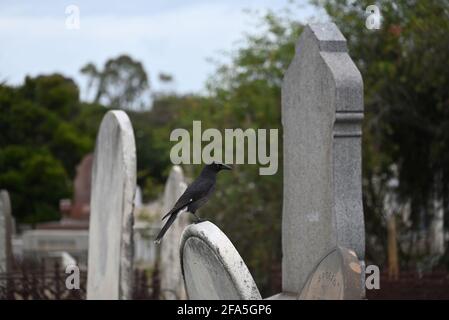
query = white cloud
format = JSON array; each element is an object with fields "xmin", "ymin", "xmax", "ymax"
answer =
[{"xmin": 0, "ymin": 1, "xmax": 319, "ymax": 97}]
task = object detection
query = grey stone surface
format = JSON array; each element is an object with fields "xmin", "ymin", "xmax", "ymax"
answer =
[
  {"xmin": 0, "ymin": 190, "xmax": 13, "ymax": 276},
  {"xmin": 22, "ymin": 229, "xmax": 89, "ymax": 266},
  {"xmin": 159, "ymin": 165, "xmax": 188, "ymax": 299},
  {"xmin": 281, "ymin": 23, "xmax": 365, "ymax": 295},
  {"xmin": 265, "ymin": 292, "xmax": 297, "ymax": 300},
  {"xmin": 298, "ymin": 246, "xmax": 362, "ymax": 300},
  {"xmin": 180, "ymin": 221, "xmax": 261, "ymax": 300},
  {"xmin": 87, "ymin": 110, "xmax": 136, "ymax": 300}
]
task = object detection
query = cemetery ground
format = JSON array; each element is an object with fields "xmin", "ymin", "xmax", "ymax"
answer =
[{"xmin": 1, "ymin": 1, "xmax": 449, "ymax": 302}]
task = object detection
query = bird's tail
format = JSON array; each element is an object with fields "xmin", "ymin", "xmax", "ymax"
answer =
[
  {"xmin": 154, "ymin": 212, "xmax": 178, "ymax": 244},
  {"xmin": 161, "ymin": 199, "xmax": 193, "ymax": 221}
]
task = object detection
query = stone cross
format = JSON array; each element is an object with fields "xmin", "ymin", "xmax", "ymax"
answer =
[
  {"xmin": 159, "ymin": 165, "xmax": 188, "ymax": 299},
  {"xmin": 281, "ymin": 23, "xmax": 365, "ymax": 298},
  {"xmin": 87, "ymin": 110, "xmax": 137, "ymax": 300}
]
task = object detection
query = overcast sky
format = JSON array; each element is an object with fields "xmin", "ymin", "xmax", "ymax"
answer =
[{"xmin": 0, "ymin": 0, "xmax": 325, "ymax": 99}]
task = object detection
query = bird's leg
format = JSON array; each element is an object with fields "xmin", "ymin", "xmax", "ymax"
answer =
[{"xmin": 192, "ymin": 212, "xmax": 203, "ymax": 223}]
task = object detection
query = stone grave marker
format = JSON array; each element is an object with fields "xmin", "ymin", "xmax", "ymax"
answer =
[
  {"xmin": 0, "ymin": 190, "xmax": 13, "ymax": 282},
  {"xmin": 71, "ymin": 153, "xmax": 93, "ymax": 219},
  {"xmin": 298, "ymin": 246, "xmax": 362, "ymax": 300},
  {"xmin": 87, "ymin": 110, "xmax": 137, "ymax": 300},
  {"xmin": 281, "ymin": 22, "xmax": 365, "ymax": 298},
  {"xmin": 180, "ymin": 221, "xmax": 261, "ymax": 300},
  {"xmin": 159, "ymin": 165, "xmax": 189, "ymax": 299}
]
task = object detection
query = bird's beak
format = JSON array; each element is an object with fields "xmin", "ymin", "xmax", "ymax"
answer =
[{"xmin": 221, "ymin": 164, "xmax": 232, "ymax": 170}]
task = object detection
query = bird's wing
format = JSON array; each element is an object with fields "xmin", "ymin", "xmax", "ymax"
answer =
[
  {"xmin": 160, "ymin": 176, "xmax": 215, "ymax": 220},
  {"xmin": 188, "ymin": 183, "xmax": 216, "ymax": 213},
  {"xmin": 183, "ymin": 176, "xmax": 216, "ymax": 200},
  {"xmin": 161, "ymin": 198, "xmax": 193, "ymax": 221}
]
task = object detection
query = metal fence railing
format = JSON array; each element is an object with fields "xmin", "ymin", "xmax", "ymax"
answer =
[{"xmin": 0, "ymin": 261, "xmax": 170, "ymax": 300}]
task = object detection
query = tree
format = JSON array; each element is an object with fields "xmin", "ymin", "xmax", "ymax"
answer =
[
  {"xmin": 80, "ymin": 55, "xmax": 150, "ymax": 110},
  {"xmin": 0, "ymin": 146, "xmax": 70, "ymax": 224},
  {"xmin": 20, "ymin": 74, "xmax": 79, "ymax": 118},
  {"xmin": 0, "ymin": 75, "xmax": 93, "ymax": 223}
]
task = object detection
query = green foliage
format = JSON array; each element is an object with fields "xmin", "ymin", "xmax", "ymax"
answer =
[
  {"xmin": 133, "ymin": 94, "xmax": 214, "ymax": 200},
  {"xmin": 0, "ymin": 75, "xmax": 92, "ymax": 223},
  {"xmin": 20, "ymin": 74, "xmax": 79, "ymax": 118},
  {"xmin": 0, "ymin": 146, "xmax": 70, "ymax": 224}
]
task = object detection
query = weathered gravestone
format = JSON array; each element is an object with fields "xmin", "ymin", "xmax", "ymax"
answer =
[
  {"xmin": 180, "ymin": 221, "xmax": 261, "ymax": 300},
  {"xmin": 71, "ymin": 153, "xmax": 93, "ymax": 219},
  {"xmin": 298, "ymin": 246, "xmax": 362, "ymax": 299},
  {"xmin": 0, "ymin": 190, "xmax": 14, "ymax": 283},
  {"xmin": 87, "ymin": 110, "xmax": 137, "ymax": 300},
  {"xmin": 280, "ymin": 22, "xmax": 365, "ymax": 299},
  {"xmin": 159, "ymin": 165, "xmax": 189, "ymax": 299}
]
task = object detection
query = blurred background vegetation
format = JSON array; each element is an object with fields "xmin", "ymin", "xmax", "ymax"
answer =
[{"xmin": 1, "ymin": 0, "xmax": 448, "ymax": 296}]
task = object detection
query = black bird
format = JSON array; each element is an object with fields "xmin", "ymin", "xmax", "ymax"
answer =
[{"xmin": 154, "ymin": 162, "xmax": 232, "ymax": 244}]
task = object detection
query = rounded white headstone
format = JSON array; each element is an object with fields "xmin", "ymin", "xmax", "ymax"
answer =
[
  {"xmin": 298, "ymin": 246, "xmax": 362, "ymax": 300},
  {"xmin": 87, "ymin": 110, "xmax": 136, "ymax": 300},
  {"xmin": 180, "ymin": 221, "xmax": 261, "ymax": 300}
]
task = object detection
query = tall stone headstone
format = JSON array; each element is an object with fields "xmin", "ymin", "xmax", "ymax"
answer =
[
  {"xmin": 281, "ymin": 23, "xmax": 365, "ymax": 297},
  {"xmin": 0, "ymin": 190, "xmax": 13, "ymax": 277},
  {"xmin": 159, "ymin": 165, "xmax": 188, "ymax": 299},
  {"xmin": 87, "ymin": 110, "xmax": 137, "ymax": 300},
  {"xmin": 180, "ymin": 221, "xmax": 261, "ymax": 300}
]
